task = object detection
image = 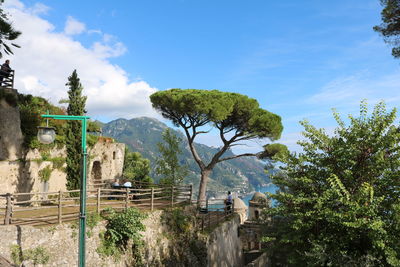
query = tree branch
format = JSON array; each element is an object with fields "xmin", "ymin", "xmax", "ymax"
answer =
[{"xmin": 218, "ymin": 152, "xmax": 259, "ymax": 163}]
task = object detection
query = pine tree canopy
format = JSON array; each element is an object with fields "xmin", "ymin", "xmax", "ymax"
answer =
[
  {"xmin": 374, "ymin": 0, "xmax": 400, "ymax": 58},
  {"xmin": 0, "ymin": 0, "xmax": 21, "ymax": 58}
]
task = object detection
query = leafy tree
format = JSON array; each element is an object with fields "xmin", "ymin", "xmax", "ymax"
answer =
[
  {"xmin": 0, "ymin": 0, "xmax": 21, "ymax": 58},
  {"xmin": 264, "ymin": 101, "xmax": 400, "ymax": 266},
  {"xmin": 150, "ymin": 89, "xmax": 284, "ymax": 202},
  {"xmin": 156, "ymin": 128, "xmax": 189, "ymax": 185},
  {"xmin": 374, "ymin": 0, "xmax": 400, "ymax": 58},
  {"xmin": 17, "ymin": 94, "xmax": 66, "ymax": 148},
  {"xmin": 123, "ymin": 149, "xmax": 153, "ymax": 184},
  {"xmin": 65, "ymin": 70, "xmax": 87, "ymax": 190}
]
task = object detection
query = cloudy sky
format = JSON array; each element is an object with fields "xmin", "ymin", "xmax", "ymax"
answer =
[{"xmin": 3, "ymin": 0, "xmax": 400, "ymax": 152}]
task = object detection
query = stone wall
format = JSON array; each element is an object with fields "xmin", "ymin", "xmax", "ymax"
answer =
[
  {"xmin": 207, "ymin": 214, "xmax": 244, "ymax": 267},
  {"xmin": 0, "ymin": 93, "xmax": 23, "ymax": 161},
  {"xmin": 0, "ymin": 210, "xmax": 245, "ymax": 267}
]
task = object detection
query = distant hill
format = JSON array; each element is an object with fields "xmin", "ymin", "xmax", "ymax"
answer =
[{"xmin": 102, "ymin": 117, "xmax": 269, "ymax": 195}]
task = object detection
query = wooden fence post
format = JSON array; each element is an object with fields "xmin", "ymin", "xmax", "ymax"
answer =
[
  {"xmin": 208, "ymin": 209, "xmax": 211, "ymax": 230},
  {"xmin": 97, "ymin": 188, "xmax": 101, "ymax": 213},
  {"xmin": 125, "ymin": 188, "xmax": 129, "ymax": 210},
  {"xmin": 151, "ymin": 188, "xmax": 154, "ymax": 211},
  {"xmin": 189, "ymin": 184, "xmax": 193, "ymax": 204},
  {"xmin": 4, "ymin": 193, "xmax": 12, "ymax": 225},
  {"xmin": 58, "ymin": 191, "xmax": 62, "ymax": 224},
  {"xmin": 171, "ymin": 186, "xmax": 174, "ymax": 207}
]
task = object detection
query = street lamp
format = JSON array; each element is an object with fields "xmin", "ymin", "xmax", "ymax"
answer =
[
  {"xmin": 38, "ymin": 114, "xmax": 90, "ymax": 267},
  {"xmin": 37, "ymin": 126, "xmax": 56, "ymax": 144}
]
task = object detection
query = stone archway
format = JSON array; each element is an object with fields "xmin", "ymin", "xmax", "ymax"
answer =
[{"xmin": 91, "ymin": 161, "xmax": 102, "ymax": 183}]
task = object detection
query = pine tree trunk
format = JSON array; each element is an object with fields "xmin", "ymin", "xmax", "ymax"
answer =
[{"xmin": 197, "ymin": 169, "xmax": 211, "ymax": 204}]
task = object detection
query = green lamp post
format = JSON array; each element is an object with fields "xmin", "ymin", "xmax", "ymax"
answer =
[{"xmin": 38, "ymin": 114, "xmax": 90, "ymax": 267}]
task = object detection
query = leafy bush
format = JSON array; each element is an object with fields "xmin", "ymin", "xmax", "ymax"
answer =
[
  {"xmin": 87, "ymin": 134, "xmax": 99, "ymax": 148},
  {"xmin": 38, "ymin": 165, "xmax": 52, "ymax": 182},
  {"xmin": 50, "ymin": 157, "xmax": 65, "ymax": 170},
  {"xmin": 17, "ymin": 93, "xmax": 66, "ymax": 149},
  {"xmin": 10, "ymin": 245, "xmax": 50, "ymax": 266},
  {"xmin": 161, "ymin": 208, "xmax": 192, "ymax": 235},
  {"xmin": 40, "ymin": 151, "xmax": 50, "ymax": 161},
  {"xmin": 24, "ymin": 247, "xmax": 50, "ymax": 266},
  {"xmin": 10, "ymin": 244, "xmax": 22, "ymax": 265},
  {"xmin": 98, "ymin": 208, "xmax": 146, "ymax": 263}
]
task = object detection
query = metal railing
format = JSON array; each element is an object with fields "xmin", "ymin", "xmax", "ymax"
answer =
[
  {"xmin": 0, "ymin": 69, "xmax": 14, "ymax": 88},
  {"xmin": 196, "ymin": 198, "xmax": 235, "ymax": 231}
]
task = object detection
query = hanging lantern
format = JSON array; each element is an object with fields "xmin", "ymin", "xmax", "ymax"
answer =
[{"xmin": 37, "ymin": 126, "xmax": 56, "ymax": 144}]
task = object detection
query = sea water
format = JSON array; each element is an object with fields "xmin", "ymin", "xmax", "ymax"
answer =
[{"xmin": 240, "ymin": 184, "xmax": 278, "ymax": 207}]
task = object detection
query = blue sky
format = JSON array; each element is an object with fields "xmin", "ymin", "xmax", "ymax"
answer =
[{"xmin": 5, "ymin": 0, "xmax": 400, "ymax": 152}]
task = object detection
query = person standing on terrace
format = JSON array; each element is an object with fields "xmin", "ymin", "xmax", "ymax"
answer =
[{"xmin": 0, "ymin": 59, "xmax": 12, "ymax": 86}]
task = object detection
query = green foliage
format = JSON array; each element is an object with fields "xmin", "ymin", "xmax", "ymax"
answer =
[
  {"xmin": 24, "ymin": 247, "xmax": 50, "ymax": 266},
  {"xmin": 87, "ymin": 134, "xmax": 99, "ymax": 148},
  {"xmin": 10, "ymin": 244, "xmax": 22, "ymax": 266},
  {"xmin": 374, "ymin": 0, "xmax": 400, "ymax": 58},
  {"xmin": 38, "ymin": 165, "xmax": 52, "ymax": 182},
  {"xmin": 65, "ymin": 70, "xmax": 87, "ymax": 190},
  {"xmin": 88, "ymin": 120, "xmax": 102, "ymax": 132},
  {"xmin": 0, "ymin": 1, "xmax": 21, "ymax": 58},
  {"xmin": 123, "ymin": 149, "xmax": 153, "ymax": 184},
  {"xmin": 17, "ymin": 93, "xmax": 66, "ymax": 149},
  {"xmin": 156, "ymin": 128, "xmax": 188, "ymax": 185},
  {"xmin": 86, "ymin": 212, "xmax": 101, "ymax": 238},
  {"xmin": 40, "ymin": 151, "xmax": 50, "ymax": 161},
  {"xmin": 50, "ymin": 157, "xmax": 65, "ymax": 170},
  {"xmin": 259, "ymin": 143, "xmax": 289, "ymax": 161},
  {"xmin": 97, "ymin": 208, "xmax": 147, "ymax": 263},
  {"xmin": 264, "ymin": 101, "xmax": 400, "ymax": 266},
  {"xmin": 161, "ymin": 208, "xmax": 193, "ymax": 235},
  {"xmin": 10, "ymin": 245, "xmax": 50, "ymax": 266},
  {"xmin": 150, "ymin": 89, "xmax": 283, "ymax": 140}
]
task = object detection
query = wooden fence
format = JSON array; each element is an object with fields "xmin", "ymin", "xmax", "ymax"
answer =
[{"xmin": 0, "ymin": 184, "xmax": 193, "ymax": 226}]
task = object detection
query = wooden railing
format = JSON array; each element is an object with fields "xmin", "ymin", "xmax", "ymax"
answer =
[
  {"xmin": 0, "ymin": 69, "xmax": 14, "ymax": 88},
  {"xmin": 0, "ymin": 184, "xmax": 193, "ymax": 226}
]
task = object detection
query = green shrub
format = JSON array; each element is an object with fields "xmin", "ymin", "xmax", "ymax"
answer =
[
  {"xmin": 38, "ymin": 166, "xmax": 52, "ymax": 182},
  {"xmin": 50, "ymin": 157, "xmax": 65, "ymax": 170},
  {"xmin": 40, "ymin": 151, "xmax": 50, "ymax": 161},
  {"xmin": 10, "ymin": 245, "xmax": 22, "ymax": 265},
  {"xmin": 87, "ymin": 134, "xmax": 99, "ymax": 148},
  {"xmin": 24, "ymin": 247, "xmax": 50, "ymax": 265},
  {"xmin": 10, "ymin": 245, "xmax": 50, "ymax": 266},
  {"xmin": 161, "ymin": 208, "xmax": 192, "ymax": 235},
  {"xmin": 97, "ymin": 208, "xmax": 146, "ymax": 263}
]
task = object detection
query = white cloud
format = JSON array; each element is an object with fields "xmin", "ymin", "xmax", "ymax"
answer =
[
  {"xmin": 308, "ymin": 71, "xmax": 400, "ymax": 109},
  {"xmin": 64, "ymin": 16, "xmax": 86, "ymax": 35},
  {"xmin": 4, "ymin": 0, "xmax": 159, "ymax": 121}
]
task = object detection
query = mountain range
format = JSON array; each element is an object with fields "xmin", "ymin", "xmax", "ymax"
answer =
[{"xmin": 101, "ymin": 117, "xmax": 269, "ymax": 195}]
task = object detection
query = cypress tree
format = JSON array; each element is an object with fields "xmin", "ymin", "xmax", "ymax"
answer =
[{"xmin": 65, "ymin": 70, "xmax": 87, "ymax": 190}]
